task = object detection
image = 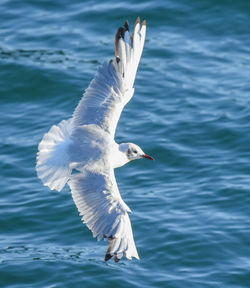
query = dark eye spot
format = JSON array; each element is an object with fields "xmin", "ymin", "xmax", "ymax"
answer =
[{"xmin": 133, "ymin": 150, "xmax": 137, "ymax": 154}]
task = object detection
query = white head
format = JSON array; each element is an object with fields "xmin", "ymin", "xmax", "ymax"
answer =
[{"xmin": 119, "ymin": 143, "xmax": 154, "ymax": 162}]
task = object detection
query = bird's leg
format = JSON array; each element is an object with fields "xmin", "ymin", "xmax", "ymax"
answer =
[{"xmin": 105, "ymin": 238, "xmax": 114, "ymax": 261}]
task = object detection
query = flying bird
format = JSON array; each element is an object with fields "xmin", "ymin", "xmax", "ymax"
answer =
[{"xmin": 36, "ymin": 17, "xmax": 153, "ymax": 262}]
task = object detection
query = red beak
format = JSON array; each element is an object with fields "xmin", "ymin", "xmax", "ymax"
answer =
[{"xmin": 142, "ymin": 154, "xmax": 154, "ymax": 161}]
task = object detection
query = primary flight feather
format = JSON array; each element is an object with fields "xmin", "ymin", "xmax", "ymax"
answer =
[{"xmin": 36, "ymin": 17, "xmax": 154, "ymax": 262}]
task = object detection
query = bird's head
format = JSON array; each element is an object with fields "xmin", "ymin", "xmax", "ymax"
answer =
[{"xmin": 119, "ymin": 143, "xmax": 154, "ymax": 162}]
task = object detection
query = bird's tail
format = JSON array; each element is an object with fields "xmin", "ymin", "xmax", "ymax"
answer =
[
  {"xmin": 111, "ymin": 17, "xmax": 146, "ymax": 92},
  {"xmin": 36, "ymin": 119, "xmax": 72, "ymax": 192}
]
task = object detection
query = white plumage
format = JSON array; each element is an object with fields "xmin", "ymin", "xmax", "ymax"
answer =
[{"xmin": 36, "ymin": 18, "xmax": 153, "ymax": 262}]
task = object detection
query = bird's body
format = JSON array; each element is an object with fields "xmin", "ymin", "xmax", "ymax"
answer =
[{"xmin": 36, "ymin": 18, "xmax": 153, "ymax": 262}]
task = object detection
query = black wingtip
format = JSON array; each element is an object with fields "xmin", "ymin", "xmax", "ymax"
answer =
[
  {"xmin": 105, "ymin": 253, "xmax": 113, "ymax": 262},
  {"xmin": 117, "ymin": 27, "xmax": 125, "ymax": 39},
  {"xmin": 124, "ymin": 20, "xmax": 129, "ymax": 32},
  {"xmin": 115, "ymin": 27, "xmax": 125, "ymax": 57},
  {"xmin": 114, "ymin": 254, "xmax": 121, "ymax": 263},
  {"xmin": 105, "ymin": 238, "xmax": 114, "ymax": 262},
  {"xmin": 116, "ymin": 56, "xmax": 120, "ymax": 64}
]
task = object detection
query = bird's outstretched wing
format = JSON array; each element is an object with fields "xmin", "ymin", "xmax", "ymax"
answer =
[
  {"xmin": 72, "ymin": 17, "xmax": 146, "ymax": 138},
  {"xmin": 68, "ymin": 166, "xmax": 139, "ymax": 261}
]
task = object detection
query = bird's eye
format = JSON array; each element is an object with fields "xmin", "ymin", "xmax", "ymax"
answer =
[{"xmin": 133, "ymin": 150, "xmax": 137, "ymax": 154}]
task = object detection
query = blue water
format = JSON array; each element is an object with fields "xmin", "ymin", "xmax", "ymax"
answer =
[{"xmin": 1, "ymin": 0, "xmax": 250, "ymax": 287}]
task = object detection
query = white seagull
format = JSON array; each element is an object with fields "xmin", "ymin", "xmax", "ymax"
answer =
[{"xmin": 36, "ymin": 18, "xmax": 154, "ymax": 262}]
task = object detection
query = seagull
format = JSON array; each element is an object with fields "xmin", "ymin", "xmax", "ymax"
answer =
[{"xmin": 36, "ymin": 17, "xmax": 154, "ymax": 262}]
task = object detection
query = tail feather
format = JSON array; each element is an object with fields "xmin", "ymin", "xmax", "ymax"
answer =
[{"xmin": 36, "ymin": 119, "xmax": 72, "ymax": 192}]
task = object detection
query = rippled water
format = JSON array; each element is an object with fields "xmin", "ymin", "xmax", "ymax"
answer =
[{"xmin": 1, "ymin": 0, "xmax": 250, "ymax": 287}]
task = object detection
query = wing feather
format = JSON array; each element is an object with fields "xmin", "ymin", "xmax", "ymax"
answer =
[
  {"xmin": 72, "ymin": 18, "xmax": 146, "ymax": 137},
  {"xmin": 68, "ymin": 168, "xmax": 139, "ymax": 260}
]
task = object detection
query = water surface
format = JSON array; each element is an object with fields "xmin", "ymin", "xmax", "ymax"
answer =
[{"xmin": 1, "ymin": 0, "xmax": 250, "ymax": 287}]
